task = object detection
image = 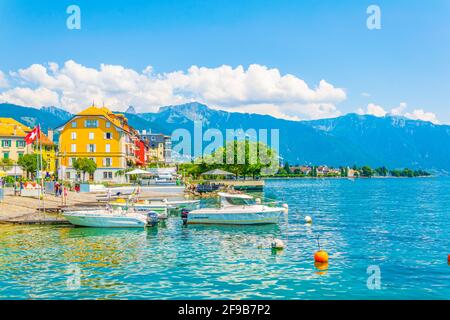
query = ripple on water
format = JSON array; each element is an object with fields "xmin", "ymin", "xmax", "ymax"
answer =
[{"xmin": 1, "ymin": 177, "xmax": 450, "ymax": 299}]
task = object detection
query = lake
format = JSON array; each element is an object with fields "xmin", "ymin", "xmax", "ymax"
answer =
[{"xmin": 0, "ymin": 177, "xmax": 449, "ymax": 299}]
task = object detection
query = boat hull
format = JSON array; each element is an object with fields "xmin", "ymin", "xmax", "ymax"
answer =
[
  {"xmin": 186, "ymin": 210, "xmax": 283, "ymax": 225},
  {"xmin": 63, "ymin": 213, "xmax": 147, "ymax": 228},
  {"xmin": 110, "ymin": 203, "xmax": 169, "ymax": 214}
]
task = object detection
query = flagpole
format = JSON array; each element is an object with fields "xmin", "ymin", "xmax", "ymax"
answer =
[
  {"xmin": 39, "ymin": 125, "xmax": 45, "ymax": 213},
  {"xmin": 36, "ymin": 132, "xmax": 40, "ymax": 211}
]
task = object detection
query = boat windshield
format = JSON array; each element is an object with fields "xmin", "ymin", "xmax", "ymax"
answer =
[{"xmin": 222, "ymin": 197, "xmax": 255, "ymax": 206}]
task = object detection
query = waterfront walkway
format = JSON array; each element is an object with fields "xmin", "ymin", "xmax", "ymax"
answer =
[{"xmin": 0, "ymin": 187, "xmax": 185, "ymax": 224}]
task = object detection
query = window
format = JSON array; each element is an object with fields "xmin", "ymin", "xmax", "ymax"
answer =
[
  {"xmin": 18, "ymin": 152, "xmax": 24, "ymax": 159},
  {"xmin": 103, "ymin": 171, "xmax": 113, "ymax": 179},
  {"xmin": 66, "ymin": 172, "xmax": 71, "ymax": 179},
  {"xmin": 89, "ymin": 132, "xmax": 95, "ymax": 140},
  {"xmin": 85, "ymin": 119, "xmax": 98, "ymax": 128},
  {"xmin": 106, "ymin": 121, "xmax": 111, "ymax": 128},
  {"xmin": 89, "ymin": 157, "xmax": 95, "ymax": 163},
  {"xmin": 69, "ymin": 158, "xmax": 76, "ymax": 166},
  {"xmin": 3, "ymin": 152, "xmax": 9, "ymax": 159},
  {"xmin": 71, "ymin": 121, "xmax": 77, "ymax": 128},
  {"xmin": 105, "ymin": 144, "xmax": 111, "ymax": 153},
  {"xmin": 104, "ymin": 132, "xmax": 112, "ymax": 140},
  {"xmin": 16, "ymin": 140, "xmax": 26, "ymax": 148},
  {"xmin": 87, "ymin": 144, "xmax": 96, "ymax": 152},
  {"xmin": 2, "ymin": 140, "xmax": 11, "ymax": 147},
  {"xmin": 71, "ymin": 144, "xmax": 76, "ymax": 152},
  {"xmin": 151, "ymin": 136, "xmax": 156, "ymax": 141},
  {"xmin": 103, "ymin": 158, "xmax": 112, "ymax": 167},
  {"xmin": 71, "ymin": 132, "xmax": 77, "ymax": 140}
]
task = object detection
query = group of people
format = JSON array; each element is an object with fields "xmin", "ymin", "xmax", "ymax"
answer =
[{"xmin": 54, "ymin": 182, "xmax": 68, "ymax": 198}]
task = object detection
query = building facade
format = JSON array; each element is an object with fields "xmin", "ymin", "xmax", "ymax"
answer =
[
  {"xmin": 0, "ymin": 118, "xmax": 33, "ymax": 162},
  {"xmin": 0, "ymin": 118, "xmax": 56, "ymax": 176},
  {"xmin": 139, "ymin": 131, "xmax": 172, "ymax": 164},
  {"xmin": 56, "ymin": 105, "xmax": 144, "ymax": 183}
]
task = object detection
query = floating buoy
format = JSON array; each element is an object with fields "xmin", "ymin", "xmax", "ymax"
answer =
[
  {"xmin": 314, "ymin": 250, "xmax": 329, "ymax": 263},
  {"xmin": 282, "ymin": 203, "xmax": 289, "ymax": 213},
  {"xmin": 314, "ymin": 261, "xmax": 329, "ymax": 271},
  {"xmin": 305, "ymin": 216, "xmax": 312, "ymax": 224},
  {"xmin": 271, "ymin": 238, "xmax": 285, "ymax": 250},
  {"xmin": 448, "ymin": 254, "xmax": 450, "ymax": 265}
]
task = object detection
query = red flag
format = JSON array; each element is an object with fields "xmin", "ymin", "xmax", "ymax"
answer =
[{"xmin": 25, "ymin": 125, "xmax": 41, "ymax": 145}]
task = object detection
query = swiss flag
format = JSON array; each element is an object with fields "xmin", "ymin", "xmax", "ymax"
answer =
[{"xmin": 25, "ymin": 125, "xmax": 41, "ymax": 145}]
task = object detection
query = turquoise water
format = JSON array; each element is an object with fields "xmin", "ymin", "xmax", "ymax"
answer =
[{"xmin": 0, "ymin": 177, "xmax": 449, "ymax": 299}]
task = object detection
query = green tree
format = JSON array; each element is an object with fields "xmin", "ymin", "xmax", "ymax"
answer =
[
  {"xmin": 375, "ymin": 166, "xmax": 388, "ymax": 176},
  {"xmin": 283, "ymin": 162, "xmax": 291, "ymax": 174},
  {"xmin": 191, "ymin": 140, "xmax": 277, "ymax": 179},
  {"xmin": 73, "ymin": 158, "xmax": 97, "ymax": 182},
  {"xmin": 0, "ymin": 158, "xmax": 14, "ymax": 172},
  {"xmin": 361, "ymin": 166, "xmax": 373, "ymax": 177},
  {"xmin": 17, "ymin": 154, "xmax": 47, "ymax": 179}
]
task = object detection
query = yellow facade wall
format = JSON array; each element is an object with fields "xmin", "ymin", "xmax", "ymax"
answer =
[{"xmin": 59, "ymin": 115, "xmax": 126, "ymax": 170}]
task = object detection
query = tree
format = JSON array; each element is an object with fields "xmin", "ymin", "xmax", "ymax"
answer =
[
  {"xmin": 283, "ymin": 162, "xmax": 291, "ymax": 174},
  {"xmin": 0, "ymin": 158, "xmax": 14, "ymax": 172},
  {"xmin": 361, "ymin": 166, "xmax": 373, "ymax": 177},
  {"xmin": 73, "ymin": 158, "xmax": 97, "ymax": 182},
  {"xmin": 375, "ymin": 166, "xmax": 388, "ymax": 176},
  {"xmin": 188, "ymin": 140, "xmax": 277, "ymax": 179},
  {"xmin": 17, "ymin": 154, "xmax": 47, "ymax": 179}
]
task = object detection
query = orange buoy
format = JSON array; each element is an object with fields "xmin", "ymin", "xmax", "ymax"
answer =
[
  {"xmin": 314, "ymin": 261, "xmax": 329, "ymax": 271},
  {"xmin": 448, "ymin": 254, "xmax": 450, "ymax": 265},
  {"xmin": 314, "ymin": 250, "xmax": 329, "ymax": 263}
]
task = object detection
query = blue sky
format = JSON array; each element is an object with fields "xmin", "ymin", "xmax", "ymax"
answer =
[{"xmin": 0, "ymin": 0, "xmax": 449, "ymax": 123}]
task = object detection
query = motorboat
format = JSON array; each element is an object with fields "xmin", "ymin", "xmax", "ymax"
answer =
[
  {"xmin": 164, "ymin": 198, "xmax": 200, "ymax": 211},
  {"xmin": 109, "ymin": 198, "xmax": 173, "ymax": 218},
  {"xmin": 181, "ymin": 192, "xmax": 287, "ymax": 225},
  {"xmin": 62, "ymin": 206, "xmax": 159, "ymax": 228}
]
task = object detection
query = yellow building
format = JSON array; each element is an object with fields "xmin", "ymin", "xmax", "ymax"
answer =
[
  {"xmin": 0, "ymin": 118, "xmax": 57, "ymax": 176},
  {"xmin": 0, "ymin": 118, "xmax": 33, "ymax": 162},
  {"xmin": 36, "ymin": 131, "xmax": 57, "ymax": 174},
  {"xmin": 56, "ymin": 105, "xmax": 139, "ymax": 182}
]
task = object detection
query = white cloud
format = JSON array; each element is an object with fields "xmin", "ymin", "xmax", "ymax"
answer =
[
  {"xmin": 0, "ymin": 60, "xmax": 346, "ymax": 120},
  {"xmin": 404, "ymin": 109, "xmax": 439, "ymax": 124},
  {"xmin": 0, "ymin": 87, "xmax": 60, "ymax": 107},
  {"xmin": 390, "ymin": 102, "xmax": 407, "ymax": 116},
  {"xmin": 358, "ymin": 103, "xmax": 387, "ymax": 117},
  {"xmin": 0, "ymin": 71, "xmax": 8, "ymax": 88},
  {"xmin": 357, "ymin": 102, "xmax": 439, "ymax": 124}
]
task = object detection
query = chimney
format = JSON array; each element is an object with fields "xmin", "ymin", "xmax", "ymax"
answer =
[
  {"xmin": 142, "ymin": 129, "xmax": 147, "ymax": 135},
  {"xmin": 47, "ymin": 129, "xmax": 54, "ymax": 142}
]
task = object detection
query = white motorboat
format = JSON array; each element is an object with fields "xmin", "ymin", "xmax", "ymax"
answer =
[
  {"xmin": 62, "ymin": 207, "xmax": 159, "ymax": 228},
  {"xmin": 164, "ymin": 199, "xmax": 200, "ymax": 211},
  {"xmin": 182, "ymin": 192, "xmax": 287, "ymax": 225}
]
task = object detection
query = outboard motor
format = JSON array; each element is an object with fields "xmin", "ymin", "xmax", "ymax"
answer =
[
  {"xmin": 146, "ymin": 211, "xmax": 159, "ymax": 227},
  {"xmin": 181, "ymin": 209, "xmax": 189, "ymax": 225}
]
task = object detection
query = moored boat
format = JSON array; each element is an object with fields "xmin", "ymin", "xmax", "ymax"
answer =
[
  {"xmin": 109, "ymin": 198, "xmax": 172, "ymax": 217},
  {"xmin": 63, "ymin": 207, "xmax": 159, "ymax": 228},
  {"xmin": 181, "ymin": 192, "xmax": 287, "ymax": 225}
]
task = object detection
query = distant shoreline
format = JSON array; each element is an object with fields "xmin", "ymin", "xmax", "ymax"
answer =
[{"xmin": 262, "ymin": 175, "xmax": 435, "ymax": 180}]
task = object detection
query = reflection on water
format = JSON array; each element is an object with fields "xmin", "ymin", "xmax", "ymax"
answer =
[{"xmin": 1, "ymin": 177, "xmax": 450, "ymax": 299}]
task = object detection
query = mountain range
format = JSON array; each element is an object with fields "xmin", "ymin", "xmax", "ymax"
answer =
[{"xmin": 1, "ymin": 102, "xmax": 449, "ymax": 170}]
